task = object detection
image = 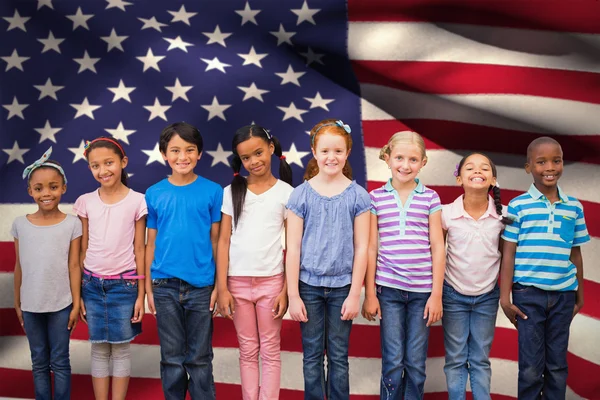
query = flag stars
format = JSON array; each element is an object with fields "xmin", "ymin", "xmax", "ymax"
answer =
[
  {"xmin": 1, "ymin": 49, "xmax": 30, "ymax": 71},
  {"xmin": 66, "ymin": 7, "xmax": 94, "ymax": 31},
  {"xmin": 38, "ymin": 31, "xmax": 64, "ymax": 53},
  {"xmin": 168, "ymin": 5, "xmax": 197, "ymax": 26},
  {"xmin": 304, "ymin": 92, "xmax": 334, "ymax": 111},
  {"xmin": 2, "ymin": 141, "xmax": 29, "ymax": 164},
  {"xmin": 37, "ymin": 0, "xmax": 54, "ymax": 10},
  {"xmin": 35, "ymin": 120, "xmax": 62, "ymax": 143},
  {"xmin": 277, "ymin": 102, "xmax": 308, "ymax": 122},
  {"xmin": 105, "ymin": 0, "xmax": 133, "ymax": 11},
  {"xmin": 235, "ymin": 2, "xmax": 261, "ymax": 26},
  {"xmin": 201, "ymin": 97, "xmax": 231, "ymax": 121},
  {"xmin": 238, "ymin": 46, "xmax": 268, "ymax": 68},
  {"xmin": 105, "ymin": 122, "xmax": 136, "ymax": 144},
  {"xmin": 3, "ymin": 10, "xmax": 30, "ymax": 32},
  {"xmin": 108, "ymin": 79, "xmax": 136, "ymax": 103},
  {"xmin": 34, "ymin": 78, "xmax": 64, "ymax": 100},
  {"xmin": 3, "ymin": 97, "xmax": 29, "ymax": 120},
  {"xmin": 142, "ymin": 143, "xmax": 165, "ymax": 165},
  {"xmin": 101, "ymin": 28, "xmax": 128, "ymax": 52},
  {"xmin": 70, "ymin": 97, "xmax": 101, "ymax": 119},
  {"xmin": 138, "ymin": 16, "xmax": 167, "ymax": 32},
  {"xmin": 275, "ymin": 65, "xmax": 305, "ymax": 86},
  {"xmin": 143, "ymin": 98, "xmax": 171, "ymax": 121},
  {"xmin": 203, "ymin": 25, "xmax": 232, "ymax": 47},
  {"xmin": 238, "ymin": 82, "xmax": 269, "ymax": 102},
  {"xmin": 206, "ymin": 143, "xmax": 232, "ymax": 167},
  {"xmin": 270, "ymin": 24, "xmax": 295, "ymax": 46},
  {"xmin": 74, "ymin": 51, "xmax": 100, "ymax": 73},
  {"xmin": 291, "ymin": 1, "xmax": 320, "ymax": 25},
  {"xmin": 68, "ymin": 140, "xmax": 87, "ymax": 163},
  {"xmin": 300, "ymin": 47, "xmax": 325, "ymax": 66},
  {"xmin": 283, "ymin": 143, "xmax": 310, "ymax": 167},
  {"xmin": 137, "ymin": 48, "xmax": 165, "ymax": 72},
  {"xmin": 201, "ymin": 57, "xmax": 231, "ymax": 73},
  {"xmin": 164, "ymin": 36, "xmax": 194, "ymax": 52},
  {"xmin": 165, "ymin": 78, "xmax": 193, "ymax": 102}
]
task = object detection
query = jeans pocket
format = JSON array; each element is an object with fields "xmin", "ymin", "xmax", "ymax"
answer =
[
  {"xmin": 123, "ymin": 279, "xmax": 138, "ymax": 291},
  {"xmin": 152, "ymin": 278, "xmax": 167, "ymax": 288},
  {"xmin": 81, "ymin": 274, "xmax": 91, "ymax": 288},
  {"xmin": 558, "ymin": 216, "xmax": 575, "ymax": 243},
  {"xmin": 512, "ymin": 283, "xmax": 530, "ymax": 293}
]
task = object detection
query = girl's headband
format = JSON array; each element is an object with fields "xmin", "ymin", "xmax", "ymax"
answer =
[
  {"xmin": 22, "ymin": 147, "xmax": 68, "ymax": 184},
  {"xmin": 311, "ymin": 120, "xmax": 351, "ymax": 147},
  {"xmin": 83, "ymin": 137, "xmax": 126, "ymax": 157}
]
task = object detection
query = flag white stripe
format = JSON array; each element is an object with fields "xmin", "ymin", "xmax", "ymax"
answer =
[
  {"xmin": 360, "ymin": 84, "xmax": 600, "ymax": 137},
  {"xmin": 348, "ymin": 22, "xmax": 600, "ymax": 74}
]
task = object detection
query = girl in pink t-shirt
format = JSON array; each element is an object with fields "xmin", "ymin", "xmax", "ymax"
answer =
[
  {"xmin": 441, "ymin": 152, "xmax": 512, "ymax": 400},
  {"xmin": 74, "ymin": 137, "xmax": 147, "ymax": 400}
]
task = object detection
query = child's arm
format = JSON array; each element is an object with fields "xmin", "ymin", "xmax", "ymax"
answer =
[
  {"xmin": 13, "ymin": 239, "xmax": 24, "ymax": 330},
  {"xmin": 342, "ymin": 211, "xmax": 370, "ymax": 320},
  {"xmin": 570, "ymin": 246, "xmax": 584, "ymax": 317},
  {"xmin": 425, "ymin": 210, "xmax": 445, "ymax": 327},
  {"xmin": 131, "ymin": 217, "xmax": 146, "ymax": 323},
  {"xmin": 210, "ymin": 221, "xmax": 220, "ymax": 314},
  {"xmin": 78, "ymin": 216, "xmax": 88, "ymax": 322},
  {"xmin": 145, "ymin": 228, "xmax": 157, "ymax": 315},
  {"xmin": 362, "ymin": 213, "xmax": 381, "ymax": 321},
  {"xmin": 499, "ymin": 240, "xmax": 527, "ymax": 326},
  {"xmin": 272, "ymin": 220, "xmax": 288, "ymax": 319},
  {"xmin": 286, "ymin": 212, "xmax": 307, "ymax": 322},
  {"xmin": 67, "ymin": 237, "xmax": 82, "ymax": 331},
  {"xmin": 216, "ymin": 214, "xmax": 234, "ymax": 319}
]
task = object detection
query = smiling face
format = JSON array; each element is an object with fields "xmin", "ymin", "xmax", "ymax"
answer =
[
  {"xmin": 162, "ymin": 133, "xmax": 201, "ymax": 177},
  {"xmin": 457, "ymin": 153, "xmax": 496, "ymax": 191},
  {"xmin": 87, "ymin": 147, "xmax": 127, "ymax": 189},
  {"xmin": 28, "ymin": 167, "xmax": 66, "ymax": 211},
  {"xmin": 525, "ymin": 142, "xmax": 563, "ymax": 190},
  {"xmin": 386, "ymin": 143, "xmax": 426, "ymax": 185},
  {"xmin": 312, "ymin": 132, "xmax": 350, "ymax": 177},
  {"xmin": 236, "ymin": 136, "xmax": 274, "ymax": 178}
]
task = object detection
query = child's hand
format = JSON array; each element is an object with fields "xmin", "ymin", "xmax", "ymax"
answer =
[
  {"xmin": 210, "ymin": 287, "xmax": 218, "ymax": 316},
  {"xmin": 272, "ymin": 289, "xmax": 288, "ymax": 319},
  {"xmin": 217, "ymin": 289, "xmax": 235, "ymax": 320},
  {"xmin": 341, "ymin": 293, "xmax": 360, "ymax": 320},
  {"xmin": 68, "ymin": 306, "xmax": 79, "ymax": 332},
  {"xmin": 500, "ymin": 298, "xmax": 527, "ymax": 327},
  {"xmin": 14, "ymin": 306, "xmax": 24, "ymax": 331},
  {"xmin": 131, "ymin": 296, "xmax": 144, "ymax": 323},
  {"xmin": 573, "ymin": 295, "xmax": 584, "ymax": 318},
  {"xmin": 361, "ymin": 294, "xmax": 381, "ymax": 322},
  {"xmin": 79, "ymin": 298, "xmax": 87, "ymax": 324},
  {"xmin": 424, "ymin": 294, "xmax": 442, "ymax": 327},
  {"xmin": 289, "ymin": 295, "xmax": 308, "ymax": 322},
  {"xmin": 146, "ymin": 290, "xmax": 156, "ymax": 316}
]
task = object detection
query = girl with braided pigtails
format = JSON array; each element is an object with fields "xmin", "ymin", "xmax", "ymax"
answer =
[
  {"xmin": 216, "ymin": 124, "xmax": 293, "ymax": 400},
  {"xmin": 440, "ymin": 152, "xmax": 512, "ymax": 400}
]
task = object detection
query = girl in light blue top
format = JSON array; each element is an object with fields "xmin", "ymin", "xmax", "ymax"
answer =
[{"xmin": 286, "ymin": 119, "xmax": 370, "ymax": 400}]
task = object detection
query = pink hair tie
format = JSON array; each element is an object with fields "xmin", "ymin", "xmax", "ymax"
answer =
[
  {"xmin": 233, "ymin": 172, "xmax": 239, "ymax": 177},
  {"xmin": 279, "ymin": 155, "xmax": 286, "ymax": 160}
]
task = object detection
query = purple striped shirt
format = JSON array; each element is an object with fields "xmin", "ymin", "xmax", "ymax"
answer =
[{"xmin": 370, "ymin": 179, "xmax": 441, "ymax": 292}]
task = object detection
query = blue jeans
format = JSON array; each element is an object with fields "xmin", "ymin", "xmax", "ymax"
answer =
[
  {"xmin": 442, "ymin": 282, "xmax": 499, "ymax": 400},
  {"xmin": 22, "ymin": 304, "xmax": 72, "ymax": 400},
  {"xmin": 299, "ymin": 281, "xmax": 352, "ymax": 400},
  {"xmin": 377, "ymin": 285, "xmax": 430, "ymax": 400},
  {"xmin": 152, "ymin": 279, "xmax": 215, "ymax": 400},
  {"xmin": 512, "ymin": 283, "xmax": 575, "ymax": 400}
]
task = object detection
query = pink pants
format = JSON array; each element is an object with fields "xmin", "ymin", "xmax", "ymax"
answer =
[{"xmin": 228, "ymin": 273, "xmax": 284, "ymax": 400}]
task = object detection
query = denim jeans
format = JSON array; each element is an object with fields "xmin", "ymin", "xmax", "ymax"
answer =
[
  {"xmin": 299, "ymin": 281, "xmax": 352, "ymax": 400},
  {"xmin": 442, "ymin": 282, "xmax": 499, "ymax": 400},
  {"xmin": 152, "ymin": 278, "xmax": 215, "ymax": 400},
  {"xmin": 22, "ymin": 304, "xmax": 72, "ymax": 400},
  {"xmin": 512, "ymin": 283, "xmax": 575, "ymax": 400},
  {"xmin": 377, "ymin": 285, "xmax": 430, "ymax": 400}
]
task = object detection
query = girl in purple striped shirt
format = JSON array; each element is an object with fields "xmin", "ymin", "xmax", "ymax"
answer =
[{"xmin": 362, "ymin": 131, "xmax": 446, "ymax": 400}]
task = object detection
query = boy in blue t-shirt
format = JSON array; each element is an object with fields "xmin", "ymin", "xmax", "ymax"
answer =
[
  {"xmin": 145, "ymin": 122, "xmax": 223, "ymax": 400},
  {"xmin": 500, "ymin": 137, "xmax": 590, "ymax": 400}
]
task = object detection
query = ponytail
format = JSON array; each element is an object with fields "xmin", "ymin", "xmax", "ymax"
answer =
[
  {"xmin": 490, "ymin": 185, "xmax": 512, "ymax": 225},
  {"xmin": 271, "ymin": 135, "xmax": 293, "ymax": 186},
  {"xmin": 303, "ymin": 158, "xmax": 353, "ymax": 181},
  {"xmin": 230, "ymin": 154, "xmax": 247, "ymax": 228}
]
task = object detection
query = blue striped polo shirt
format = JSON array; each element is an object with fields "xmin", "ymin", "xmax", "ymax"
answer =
[
  {"xmin": 502, "ymin": 184, "xmax": 590, "ymax": 291},
  {"xmin": 370, "ymin": 179, "xmax": 442, "ymax": 293}
]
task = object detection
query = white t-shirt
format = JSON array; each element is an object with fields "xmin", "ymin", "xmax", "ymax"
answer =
[{"xmin": 222, "ymin": 180, "xmax": 293, "ymax": 277}]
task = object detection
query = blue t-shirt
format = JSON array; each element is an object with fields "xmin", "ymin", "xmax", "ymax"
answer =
[
  {"xmin": 146, "ymin": 176, "xmax": 223, "ymax": 287},
  {"xmin": 286, "ymin": 180, "xmax": 370, "ymax": 288}
]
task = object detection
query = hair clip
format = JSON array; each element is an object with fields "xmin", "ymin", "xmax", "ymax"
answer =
[
  {"xmin": 453, "ymin": 163, "xmax": 460, "ymax": 177},
  {"xmin": 263, "ymin": 128, "xmax": 271, "ymax": 140},
  {"xmin": 84, "ymin": 140, "xmax": 92, "ymax": 151},
  {"xmin": 335, "ymin": 120, "xmax": 351, "ymax": 134},
  {"xmin": 495, "ymin": 182, "xmax": 500, "ymax": 188}
]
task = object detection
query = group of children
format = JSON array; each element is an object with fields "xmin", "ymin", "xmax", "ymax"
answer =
[{"xmin": 12, "ymin": 118, "xmax": 589, "ymax": 400}]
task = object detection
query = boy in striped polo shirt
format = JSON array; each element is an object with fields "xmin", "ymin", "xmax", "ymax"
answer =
[{"xmin": 500, "ymin": 137, "xmax": 590, "ymax": 400}]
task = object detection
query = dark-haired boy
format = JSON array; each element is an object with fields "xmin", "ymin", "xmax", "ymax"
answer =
[
  {"xmin": 145, "ymin": 122, "xmax": 223, "ymax": 400},
  {"xmin": 500, "ymin": 137, "xmax": 590, "ymax": 399}
]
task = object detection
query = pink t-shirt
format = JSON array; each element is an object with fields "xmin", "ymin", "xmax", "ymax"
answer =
[
  {"xmin": 74, "ymin": 189, "xmax": 147, "ymax": 275},
  {"xmin": 441, "ymin": 195, "xmax": 506, "ymax": 296}
]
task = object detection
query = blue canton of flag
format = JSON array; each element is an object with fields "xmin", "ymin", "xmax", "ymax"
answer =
[{"xmin": 0, "ymin": 0, "xmax": 365, "ymax": 203}]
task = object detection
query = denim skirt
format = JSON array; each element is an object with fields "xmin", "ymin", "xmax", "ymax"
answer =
[{"xmin": 82, "ymin": 271, "xmax": 142, "ymax": 343}]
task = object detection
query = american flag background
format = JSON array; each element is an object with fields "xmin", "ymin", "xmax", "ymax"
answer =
[{"xmin": 1, "ymin": 0, "xmax": 599, "ymax": 398}]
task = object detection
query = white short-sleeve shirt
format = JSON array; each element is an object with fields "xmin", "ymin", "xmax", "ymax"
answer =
[{"xmin": 222, "ymin": 180, "xmax": 293, "ymax": 277}]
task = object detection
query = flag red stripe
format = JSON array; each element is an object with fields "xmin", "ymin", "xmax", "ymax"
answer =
[
  {"xmin": 0, "ymin": 242, "xmax": 15, "ymax": 272},
  {"xmin": 361, "ymin": 120, "xmax": 600, "ymax": 165},
  {"xmin": 353, "ymin": 61, "xmax": 600, "ymax": 105},
  {"xmin": 347, "ymin": 0, "xmax": 600, "ymax": 34}
]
